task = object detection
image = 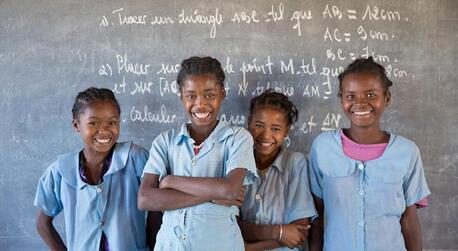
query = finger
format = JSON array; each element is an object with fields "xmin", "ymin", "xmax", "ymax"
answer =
[{"xmin": 297, "ymin": 224, "xmax": 311, "ymax": 230}]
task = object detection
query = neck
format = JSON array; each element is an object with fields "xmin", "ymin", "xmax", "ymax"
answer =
[
  {"xmin": 344, "ymin": 127, "xmax": 389, "ymax": 144},
  {"xmin": 254, "ymin": 148, "xmax": 281, "ymax": 171},
  {"xmin": 189, "ymin": 121, "xmax": 218, "ymax": 145},
  {"xmin": 82, "ymin": 149, "xmax": 109, "ymax": 169}
]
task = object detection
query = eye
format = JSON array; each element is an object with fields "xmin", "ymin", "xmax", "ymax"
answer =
[
  {"xmin": 345, "ymin": 94, "xmax": 354, "ymax": 100},
  {"xmin": 205, "ymin": 93, "xmax": 215, "ymax": 99},
  {"xmin": 109, "ymin": 120, "xmax": 119, "ymax": 126},
  {"xmin": 367, "ymin": 93, "xmax": 376, "ymax": 98},
  {"xmin": 254, "ymin": 123, "xmax": 264, "ymax": 129},
  {"xmin": 272, "ymin": 127, "xmax": 282, "ymax": 132},
  {"xmin": 88, "ymin": 121, "xmax": 98, "ymax": 126},
  {"xmin": 185, "ymin": 94, "xmax": 195, "ymax": 100}
]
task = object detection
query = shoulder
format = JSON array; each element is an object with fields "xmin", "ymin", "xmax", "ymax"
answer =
[
  {"xmin": 127, "ymin": 142, "xmax": 149, "ymax": 157},
  {"xmin": 310, "ymin": 129, "xmax": 340, "ymax": 152},
  {"xmin": 281, "ymin": 149, "xmax": 307, "ymax": 172},
  {"xmin": 153, "ymin": 124, "xmax": 186, "ymax": 145},
  {"xmin": 391, "ymin": 134, "xmax": 419, "ymax": 150},
  {"xmin": 41, "ymin": 150, "xmax": 78, "ymax": 184},
  {"xmin": 389, "ymin": 134, "xmax": 421, "ymax": 158}
]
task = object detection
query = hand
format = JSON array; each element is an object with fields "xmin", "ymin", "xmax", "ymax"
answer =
[
  {"xmin": 278, "ymin": 223, "xmax": 311, "ymax": 249},
  {"xmin": 159, "ymin": 175, "xmax": 172, "ymax": 189},
  {"xmin": 212, "ymin": 186, "xmax": 245, "ymax": 207}
]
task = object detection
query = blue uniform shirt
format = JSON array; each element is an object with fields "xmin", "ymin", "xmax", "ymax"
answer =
[
  {"xmin": 34, "ymin": 141, "xmax": 149, "ymax": 251},
  {"xmin": 309, "ymin": 130, "xmax": 431, "ymax": 251},
  {"xmin": 241, "ymin": 148, "xmax": 317, "ymax": 251},
  {"xmin": 143, "ymin": 121, "xmax": 257, "ymax": 251}
]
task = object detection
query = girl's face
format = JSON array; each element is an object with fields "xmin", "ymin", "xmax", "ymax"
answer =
[
  {"xmin": 340, "ymin": 73, "xmax": 390, "ymax": 130},
  {"xmin": 181, "ymin": 74, "xmax": 225, "ymax": 131},
  {"xmin": 249, "ymin": 106, "xmax": 289, "ymax": 162},
  {"xmin": 73, "ymin": 101, "xmax": 120, "ymax": 157}
]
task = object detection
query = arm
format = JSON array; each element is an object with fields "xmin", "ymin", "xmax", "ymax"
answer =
[
  {"xmin": 146, "ymin": 211, "xmax": 162, "ymax": 250},
  {"xmin": 239, "ymin": 218, "xmax": 310, "ymax": 249},
  {"xmin": 309, "ymin": 195, "xmax": 324, "ymax": 251},
  {"xmin": 401, "ymin": 205, "xmax": 422, "ymax": 251},
  {"xmin": 36, "ymin": 211, "xmax": 66, "ymax": 251},
  {"xmin": 159, "ymin": 168, "xmax": 247, "ymax": 201},
  {"xmin": 138, "ymin": 173, "xmax": 207, "ymax": 211}
]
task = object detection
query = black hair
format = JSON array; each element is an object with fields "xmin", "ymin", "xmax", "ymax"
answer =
[
  {"xmin": 338, "ymin": 56, "xmax": 393, "ymax": 96},
  {"xmin": 176, "ymin": 56, "xmax": 225, "ymax": 92},
  {"xmin": 249, "ymin": 89, "xmax": 299, "ymax": 126},
  {"xmin": 71, "ymin": 87, "xmax": 121, "ymax": 120}
]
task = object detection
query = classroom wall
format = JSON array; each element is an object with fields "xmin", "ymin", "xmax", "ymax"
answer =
[{"xmin": 0, "ymin": 0, "xmax": 457, "ymax": 250}]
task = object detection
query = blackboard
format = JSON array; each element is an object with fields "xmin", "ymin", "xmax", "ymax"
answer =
[{"xmin": 1, "ymin": 0, "xmax": 457, "ymax": 250}]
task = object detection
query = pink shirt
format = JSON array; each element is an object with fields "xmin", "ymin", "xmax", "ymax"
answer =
[{"xmin": 340, "ymin": 130, "xmax": 428, "ymax": 208}]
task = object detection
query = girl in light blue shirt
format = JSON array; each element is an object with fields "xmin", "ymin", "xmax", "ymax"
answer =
[
  {"xmin": 308, "ymin": 57, "xmax": 430, "ymax": 251},
  {"xmin": 239, "ymin": 90, "xmax": 317, "ymax": 251},
  {"xmin": 138, "ymin": 56, "xmax": 257, "ymax": 251},
  {"xmin": 34, "ymin": 87, "xmax": 150, "ymax": 251}
]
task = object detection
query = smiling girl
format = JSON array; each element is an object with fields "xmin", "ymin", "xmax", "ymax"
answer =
[
  {"xmin": 308, "ymin": 57, "xmax": 430, "ymax": 251},
  {"xmin": 34, "ymin": 87, "xmax": 150, "ymax": 250},
  {"xmin": 138, "ymin": 56, "xmax": 257, "ymax": 251}
]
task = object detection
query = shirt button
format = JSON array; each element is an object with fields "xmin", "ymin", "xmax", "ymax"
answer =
[
  {"xmin": 191, "ymin": 160, "xmax": 196, "ymax": 166},
  {"xmin": 181, "ymin": 234, "xmax": 186, "ymax": 240},
  {"xmin": 255, "ymin": 194, "xmax": 261, "ymax": 200},
  {"xmin": 358, "ymin": 189, "xmax": 365, "ymax": 195},
  {"xmin": 96, "ymin": 187, "xmax": 102, "ymax": 193},
  {"xmin": 358, "ymin": 221, "xmax": 364, "ymax": 227},
  {"xmin": 358, "ymin": 164, "xmax": 364, "ymax": 170},
  {"xmin": 99, "ymin": 221, "xmax": 104, "ymax": 226}
]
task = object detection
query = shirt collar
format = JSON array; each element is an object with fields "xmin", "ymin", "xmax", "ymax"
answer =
[
  {"xmin": 270, "ymin": 146, "xmax": 287, "ymax": 173},
  {"xmin": 174, "ymin": 120, "xmax": 234, "ymax": 145},
  {"xmin": 58, "ymin": 141, "xmax": 131, "ymax": 189}
]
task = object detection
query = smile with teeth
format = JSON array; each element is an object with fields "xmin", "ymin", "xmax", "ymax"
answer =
[
  {"xmin": 353, "ymin": 111, "xmax": 372, "ymax": 116},
  {"xmin": 95, "ymin": 138, "xmax": 111, "ymax": 144},
  {"xmin": 193, "ymin": 112, "xmax": 210, "ymax": 119},
  {"xmin": 259, "ymin": 142, "xmax": 274, "ymax": 147}
]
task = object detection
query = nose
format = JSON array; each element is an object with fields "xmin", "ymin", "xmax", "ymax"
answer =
[
  {"xmin": 195, "ymin": 95, "xmax": 207, "ymax": 106},
  {"xmin": 261, "ymin": 128, "xmax": 272, "ymax": 138},
  {"xmin": 354, "ymin": 95, "xmax": 367, "ymax": 104},
  {"xmin": 98, "ymin": 123, "xmax": 110, "ymax": 133}
]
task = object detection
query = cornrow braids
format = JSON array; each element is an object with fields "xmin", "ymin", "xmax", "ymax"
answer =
[
  {"xmin": 250, "ymin": 89, "xmax": 299, "ymax": 126},
  {"xmin": 72, "ymin": 87, "xmax": 120, "ymax": 120},
  {"xmin": 176, "ymin": 56, "xmax": 225, "ymax": 92},
  {"xmin": 338, "ymin": 56, "xmax": 393, "ymax": 97}
]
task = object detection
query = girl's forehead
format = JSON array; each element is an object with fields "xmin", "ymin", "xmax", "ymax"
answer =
[
  {"xmin": 252, "ymin": 105, "xmax": 288, "ymax": 122},
  {"xmin": 81, "ymin": 101, "xmax": 119, "ymax": 115},
  {"xmin": 182, "ymin": 74, "xmax": 221, "ymax": 90},
  {"xmin": 342, "ymin": 73, "xmax": 384, "ymax": 90}
]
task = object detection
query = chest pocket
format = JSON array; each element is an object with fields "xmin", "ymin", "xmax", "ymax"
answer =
[
  {"xmin": 365, "ymin": 158, "xmax": 407, "ymax": 184},
  {"xmin": 318, "ymin": 154, "xmax": 356, "ymax": 178}
]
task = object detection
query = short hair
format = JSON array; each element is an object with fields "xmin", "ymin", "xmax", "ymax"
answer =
[
  {"xmin": 249, "ymin": 89, "xmax": 299, "ymax": 126},
  {"xmin": 71, "ymin": 87, "xmax": 120, "ymax": 120},
  {"xmin": 176, "ymin": 56, "xmax": 225, "ymax": 92},
  {"xmin": 338, "ymin": 56, "xmax": 393, "ymax": 96}
]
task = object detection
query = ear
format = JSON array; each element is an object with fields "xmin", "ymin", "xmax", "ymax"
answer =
[
  {"xmin": 385, "ymin": 91, "xmax": 391, "ymax": 106},
  {"xmin": 221, "ymin": 87, "xmax": 226, "ymax": 98},
  {"xmin": 72, "ymin": 119, "xmax": 80, "ymax": 132},
  {"xmin": 247, "ymin": 115, "xmax": 252, "ymax": 128}
]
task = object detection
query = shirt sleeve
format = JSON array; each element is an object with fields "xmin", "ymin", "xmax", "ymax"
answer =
[
  {"xmin": 33, "ymin": 162, "xmax": 63, "ymax": 217},
  {"xmin": 286, "ymin": 155, "xmax": 317, "ymax": 223},
  {"xmin": 143, "ymin": 133, "xmax": 170, "ymax": 181},
  {"xmin": 403, "ymin": 146, "xmax": 431, "ymax": 207},
  {"xmin": 225, "ymin": 128, "xmax": 257, "ymax": 185}
]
